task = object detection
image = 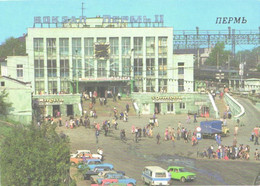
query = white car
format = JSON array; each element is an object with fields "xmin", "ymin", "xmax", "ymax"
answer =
[{"xmin": 70, "ymin": 150, "xmax": 102, "ymax": 160}]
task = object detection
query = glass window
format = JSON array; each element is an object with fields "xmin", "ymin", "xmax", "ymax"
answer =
[
  {"xmin": 17, "ymin": 64, "xmax": 23, "ymax": 78},
  {"xmin": 60, "ymin": 81, "xmax": 70, "ymax": 94},
  {"xmin": 97, "ymin": 60, "xmax": 107, "ymax": 77},
  {"xmin": 85, "ymin": 59, "xmax": 94, "ymax": 77},
  {"xmin": 122, "ymin": 37, "xmax": 131, "ymax": 56},
  {"xmin": 84, "ymin": 38, "xmax": 94, "ymax": 56},
  {"xmin": 72, "ymin": 38, "xmax": 81, "ymax": 56},
  {"xmin": 146, "ymin": 79, "xmax": 155, "ymax": 92},
  {"xmin": 180, "ymin": 102, "xmax": 186, "ymax": 109},
  {"xmin": 47, "ymin": 59, "xmax": 57, "ymax": 77},
  {"xmin": 167, "ymin": 103, "xmax": 174, "ymax": 112},
  {"xmin": 60, "ymin": 59, "xmax": 69, "ymax": 78},
  {"xmin": 122, "ymin": 58, "xmax": 131, "ymax": 77},
  {"xmin": 134, "ymin": 58, "xmax": 143, "ymax": 76},
  {"xmin": 158, "ymin": 37, "xmax": 167, "ymax": 55},
  {"xmin": 47, "ymin": 38, "xmax": 56, "ymax": 57},
  {"xmin": 72, "ymin": 59, "xmax": 82, "ymax": 78},
  {"xmin": 60, "ymin": 38, "xmax": 69, "ymax": 56},
  {"xmin": 48, "ymin": 81, "xmax": 57, "ymax": 94},
  {"xmin": 109, "ymin": 37, "xmax": 119, "ymax": 56},
  {"xmin": 158, "ymin": 79, "xmax": 167, "ymax": 92},
  {"xmin": 109, "ymin": 58, "xmax": 119, "ymax": 77},
  {"xmin": 146, "ymin": 37, "xmax": 155, "ymax": 56},
  {"xmin": 159, "ymin": 58, "xmax": 167, "ymax": 76},
  {"xmin": 134, "ymin": 37, "xmax": 143, "ymax": 56},
  {"xmin": 178, "ymin": 62, "xmax": 184, "ymax": 75},
  {"xmin": 0, "ymin": 82, "xmax": 5, "ymax": 87},
  {"xmin": 34, "ymin": 59, "xmax": 44, "ymax": 78},
  {"xmin": 134, "ymin": 79, "xmax": 143, "ymax": 92},
  {"xmin": 35, "ymin": 81, "xmax": 44, "ymax": 95},
  {"xmin": 34, "ymin": 38, "xmax": 43, "ymax": 56},
  {"xmin": 178, "ymin": 79, "xmax": 184, "ymax": 92},
  {"xmin": 146, "ymin": 58, "xmax": 155, "ymax": 76}
]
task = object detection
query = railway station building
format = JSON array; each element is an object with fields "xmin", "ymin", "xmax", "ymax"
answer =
[{"xmin": 1, "ymin": 16, "xmax": 216, "ymax": 117}]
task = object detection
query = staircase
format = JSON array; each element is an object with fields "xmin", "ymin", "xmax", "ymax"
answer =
[
  {"xmin": 214, "ymin": 96, "xmax": 227, "ymax": 118},
  {"xmin": 82, "ymin": 97, "xmax": 136, "ymax": 117}
]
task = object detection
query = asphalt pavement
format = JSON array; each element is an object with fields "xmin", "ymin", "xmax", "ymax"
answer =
[{"xmin": 59, "ymin": 96, "xmax": 260, "ymax": 185}]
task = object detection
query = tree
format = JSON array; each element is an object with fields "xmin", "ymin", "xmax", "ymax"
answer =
[
  {"xmin": 232, "ymin": 46, "xmax": 260, "ymax": 69},
  {"xmin": 205, "ymin": 42, "xmax": 231, "ymax": 67},
  {"xmin": 0, "ymin": 89, "xmax": 12, "ymax": 116},
  {"xmin": 0, "ymin": 123, "xmax": 72, "ymax": 186},
  {"xmin": 0, "ymin": 37, "xmax": 26, "ymax": 59}
]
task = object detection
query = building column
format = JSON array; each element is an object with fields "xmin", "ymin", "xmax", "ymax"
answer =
[
  {"xmin": 43, "ymin": 38, "xmax": 48, "ymax": 94},
  {"xmin": 143, "ymin": 37, "xmax": 146, "ymax": 92},
  {"xmin": 56, "ymin": 38, "xmax": 61, "ymax": 93},
  {"xmin": 155, "ymin": 36, "xmax": 159, "ymax": 92},
  {"xmin": 69, "ymin": 37, "xmax": 73, "ymax": 93},
  {"xmin": 119, "ymin": 37, "xmax": 122, "ymax": 77},
  {"xmin": 107, "ymin": 37, "xmax": 110, "ymax": 78},
  {"xmin": 94, "ymin": 37, "xmax": 97, "ymax": 78},
  {"xmin": 81, "ymin": 37, "xmax": 85, "ymax": 79}
]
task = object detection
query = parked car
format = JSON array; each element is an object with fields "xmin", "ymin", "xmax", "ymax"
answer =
[
  {"xmin": 141, "ymin": 166, "xmax": 170, "ymax": 186},
  {"xmin": 71, "ymin": 153, "xmax": 100, "ymax": 164},
  {"xmin": 78, "ymin": 159, "xmax": 113, "ymax": 171},
  {"xmin": 70, "ymin": 150, "xmax": 103, "ymax": 160},
  {"xmin": 83, "ymin": 166, "xmax": 113, "ymax": 180},
  {"xmin": 91, "ymin": 179, "xmax": 118, "ymax": 186},
  {"xmin": 167, "ymin": 166, "xmax": 196, "ymax": 182},
  {"xmin": 91, "ymin": 171, "xmax": 124, "ymax": 184},
  {"xmin": 96, "ymin": 173, "xmax": 136, "ymax": 186}
]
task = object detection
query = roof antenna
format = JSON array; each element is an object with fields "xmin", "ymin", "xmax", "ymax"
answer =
[{"xmin": 81, "ymin": 2, "xmax": 85, "ymax": 17}]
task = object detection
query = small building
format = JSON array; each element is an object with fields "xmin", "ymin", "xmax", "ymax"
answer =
[
  {"xmin": 0, "ymin": 76, "xmax": 32, "ymax": 124},
  {"xmin": 229, "ymin": 78, "xmax": 260, "ymax": 93},
  {"xmin": 32, "ymin": 94, "xmax": 82, "ymax": 120}
]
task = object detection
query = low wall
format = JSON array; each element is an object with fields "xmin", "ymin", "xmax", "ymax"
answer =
[{"xmin": 224, "ymin": 93, "xmax": 245, "ymax": 119}]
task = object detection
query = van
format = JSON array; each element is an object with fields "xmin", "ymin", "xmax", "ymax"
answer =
[{"xmin": 141, "ymin": 166, "xmax": 170, "ymax": 186}]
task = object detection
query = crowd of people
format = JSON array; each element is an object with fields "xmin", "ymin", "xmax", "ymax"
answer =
[{"xmin": 199, "ymin": 143, "xmax": 253, "ymax": 161}]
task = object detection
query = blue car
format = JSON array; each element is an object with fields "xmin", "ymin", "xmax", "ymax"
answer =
[{"xmin": 78, "ymin": 159, "xmax": 113, "ymax": 171}]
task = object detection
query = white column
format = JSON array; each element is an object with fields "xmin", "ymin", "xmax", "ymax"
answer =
[
  {"xmin": 69, "ymin": 37, "xmax": 73, "ymax": 81},
  {"xmin": 130, "ymin": 37, "xmax": 134, "ymax": 79},
  {"xmin": 119, "ymin": 37, "xmax": 122, "ymax": 77},
  {"xmin": 82, "ymin": 37, "xmax": 85, "ymax": 78},
  {"xmin": 43, "ymin": 38, "xmax": 48, "ymax": 93},
  {"xmin": 56, "ymin": 38, "xmax": 60, "ymax": 92},
  {"xmin": 143, "ymin": 37, "xmax": 146, "ymax": 92},
  {"xmin": 155, "ymin": 36, "xmax": 159, "ymax": 92},
  {"xmin": 94, "ymin": 37, "xmax": 97, "ymax": 78}
]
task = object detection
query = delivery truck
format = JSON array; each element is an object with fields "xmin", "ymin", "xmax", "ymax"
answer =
[{"xmin": 200, "ymin": 120, "xmax": 229, "ymax": 138}]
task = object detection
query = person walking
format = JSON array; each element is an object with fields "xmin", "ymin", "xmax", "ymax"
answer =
[
  {"xmin": 59, "ymin": 117, "xmax": 62, "ymax": 127},
  {"xmin": 156, "ymin": 133, "xmax": 161, "ymax": 144},
  {"xmin": 95, "ymin": 130, "xmax": 99, "ymax": 144},
  {"xmin": 255, "ymin": 133, "xmax": 259, "ymax": 145},
  {"xmin": 234, "ymin": 125, "xmax": 239, "ymax": 136},
  {"xmin": 193, "ymin": 113, "xmax": 197, "ymax": 123}
]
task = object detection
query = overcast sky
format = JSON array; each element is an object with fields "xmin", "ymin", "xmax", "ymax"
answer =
[{"xmin": 0, "ymin": 0, "xmax": 259, "ymax": 50}]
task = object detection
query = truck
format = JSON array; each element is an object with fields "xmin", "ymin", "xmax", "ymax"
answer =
[{"xmin": 200, "ymin": 120, "xmax": 229, "ymax": 138}]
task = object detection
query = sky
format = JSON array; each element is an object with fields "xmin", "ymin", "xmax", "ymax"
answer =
[{"xmin": 0, "ymin": 0, "xmax": 259, "ymax": 50}]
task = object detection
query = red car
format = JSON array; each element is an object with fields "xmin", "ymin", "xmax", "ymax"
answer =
[{"xmin": 91, "ymin": 179, "xmax": 118, "ymax": 186}]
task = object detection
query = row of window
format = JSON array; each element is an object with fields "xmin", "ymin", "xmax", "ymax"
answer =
[
  {"xmin": 34, "ymin": 37, "xmax": 168, "ymax": 57},
  {"xmin": 35, "ymin": 81, "xmax": 70, "ymax": 95},
  {"xmin": 133, "ymin": 79, "xmax": 184, "ymax": 92},
  {"xmin": 167, "ymin": 102, "xmax": 186, "ymax": 112},
  {"xmin": 34, "ymin": 58, "xmax": 168, "ymax": 78}
]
